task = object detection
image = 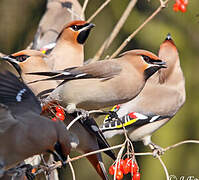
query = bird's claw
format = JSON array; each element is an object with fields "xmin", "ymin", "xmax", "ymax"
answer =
[
  {"xmin": 149, "ymin": 143, "xmax": 164, "ymax": 157},
  {"xmin": 76, "ymin": 109, "xmax": 89, "ymax": 118}
]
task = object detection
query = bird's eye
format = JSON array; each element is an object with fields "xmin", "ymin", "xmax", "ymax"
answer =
[
  {"xmin": 71, "ymin": 25, "xmax": 79, "ymax": 31},
  {"xmin": 15, "ymin": 55, "xmax": 30, "ymax": 62},
  {"xmin": 142, "ymin": 55, "xmax": 151, "ymax": 63}
]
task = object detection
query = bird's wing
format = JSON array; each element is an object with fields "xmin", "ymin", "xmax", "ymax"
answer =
[
  {"xmin": 0, "ymin": 71, "xmax": 42, "ymax": 115},
  {"xmin": 78, "ymin": 116, "xmax": 116, "ymax": 160},
  {"xmin": 101, "ymin": 111, "xmax": 170, "ymax": 133},
  {"xmin": 0, "ymin": 104, "xmax": 18, "ymax": 133},
  {"xmin": 27, "ymin": 60, "xmax": 122, "ymax": 84}
]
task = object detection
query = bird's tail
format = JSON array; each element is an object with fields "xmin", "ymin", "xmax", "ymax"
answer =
[{"xmin": 86, "ymin": 154, "xmax": 109, "ymax": 180}]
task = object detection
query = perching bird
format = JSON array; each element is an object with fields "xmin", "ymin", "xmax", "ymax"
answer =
[
  {"xmin": 28, "ymin": 49, "xmax": 166, "ymax": 113},
  {"xmin": 46, "ymin": 20, "xmax": 95, "ymax": 70},
  {"xmin": 101, "ymin": 34, "xmax": 186, "ymax": 151},
  {"xmin": 0, "ymin": 71, "xmax": 75, "ymax": 175},
  {"xmin": 1, "ymin": 48, "xmax": 115, "ymax": 180},
  {"xmin": 31, "ymin": 0, "xmax": 84, "ymax": 50},
  {"xmin": 1, "ymin": 50, "xmax": 58, "ymax": 96}
]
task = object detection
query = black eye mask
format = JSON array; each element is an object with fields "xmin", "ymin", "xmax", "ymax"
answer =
[{"xmin": 77, "ymin": 29, "xmax": 91, "ymax": 44}]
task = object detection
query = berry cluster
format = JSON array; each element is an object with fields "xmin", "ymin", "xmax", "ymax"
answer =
[
  {"xmin": 173, "ymin": 0, "xmax": 188, "ymax": 13},
  {"xmin": 51, "ymin": 106, "xmax": 65, "ymax": 121},
  {"xmin": 109, "ymin": 158, "xmax": 140, "ymax": 180}
]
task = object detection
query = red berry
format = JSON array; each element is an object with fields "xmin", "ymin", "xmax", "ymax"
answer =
[
  {"xmin": 51, "ymin": 117, "xmax": 57, "ymax": 121},
  {"xmin": 56, "ymin": 106, "xmax": 64, "ymax": 113},
  {"xmin": 109, "ymin": 165, "xmax": 116, "ymax": 175},
  {"xmin": 123, "ymin": 163, "xmax": 130, "ymax": 174},
  {"xmin": 56, "ymin": 112, "xmax": 65, "ymax": 121},
  {"xmin": 123, "ymin": 158, "xmax": 132, "ymax": 174},
  {"xmin": 179, "ymin": 3, "xmax": 186, "ymax": 12},
  {"xmin": 173, "ymin": 3, "xmax": 179, "ymax": 12},
  {"xmin": 118, "ymin": 159, "xmax": 125, "ymax": 172},
  {"xmin": 116, "ymin": 169, "xmax": 123, "ymax": 180},
  {"xmin": 125, "ymin": 158, "xmax": 132, "ymax": 167},
  {"xmin": 131, "ymin": 163, "xmax": 138, "ymax": 174},
  {"xmin": 133, "ymin": 172, "xmax": 140, "ymax": 180}
]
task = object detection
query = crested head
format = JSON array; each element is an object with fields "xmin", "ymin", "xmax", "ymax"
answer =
[
  {"xmin": 57, "ymin": 20, "xmax": 95, "ymax": 45},
  {"xmin": 162, "ymin": 33, "xmax": 177, "ymax": 48},
  {"xmin": 159, "ymin": 34, "xmax": 179, "ymax": 66},
  {"xmin": 12, "ymin": 50, "xmax": 47, "ymax": 59},
  {"xmin": 66, "ymin": 20, "xmax": 88, "ymax": 28},
  {"xmin": 158, "ymin": 34, "xmax": 180, "ymax": 83},
  {"xmin": 121, "ymin": 49, "xmax": 166, "ymax": 81},
  {"xmin": 1, "ymin": 50, "xmax": 47, "ymax": 76}
]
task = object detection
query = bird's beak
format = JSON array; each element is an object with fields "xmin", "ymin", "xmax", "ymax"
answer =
[
  {"xmin": 77, "ymin": 23, "xmax": 95, "ymax": 44},
  {"xmin": 79, "ymin": 23, "xmax": 95, "ymax": 32},
  {"xmin": 1, "ymin": 56, "xmax": 22, "ymax": 75},
  {"xmin": 151, "ymin": 60, "xmax": 167, "ymax": 68}
]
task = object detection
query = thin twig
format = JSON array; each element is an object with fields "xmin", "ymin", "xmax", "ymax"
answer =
[
  {"xmin": 66, "ymin": 115, "xmax": 83, "ymax": 130},
  {"xmin": 69, "ymin": 143, "xmax": 124, "ymax": 163},
  {"xmin": 66, "ymin": 109, "xmax": 104, "ymax": 130},
  {"xmin": 30, "ymin": 139, "xmax": 199, "ymax": 176},
  {"xmin": 87, "ymin": 0, "xmax": 111, "ymax": 22},
  {"xmin": 92, "ymin": 0, "xmax": 137, "ymax": 62},
  {"xmin": 110, "ymin": 0, "xmax": 170, "ymax": 59},
  {"xmin": 114, "ymin": 142, "xmax": 126, "ymax": 180},
  {"xmin": 68, "ymin": 155, "xmax": 76, "ymax": 180},
  {"xmin": 156, "ymin": 155, "xmax": 169, "ymax": 180},
  {"xmin": 164, "ymin": 140, "xmax": 199, "ymax": 151},
  {"xmin": 81, "ymin": 0, "xmax": 89, "ymax": 19}
]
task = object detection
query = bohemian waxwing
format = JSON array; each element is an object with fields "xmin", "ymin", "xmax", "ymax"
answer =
[
  {"xmin": 46, "ymin": 20, "xmax": 95, "ymax": 70},
  {"xmin": 31, "ymin": 0, "xmax": 84, "ymax": 50},
  {"xmin": 101, "ymin": 34, "xmax": 186, "ymax": 151},
  {"xmin": 1, "ymin": 50, "xmax": 115, "ymax": 180},
  {"xmin": 0, "ymin": 71, "xmax": 76, "ymax": 175},
  {"xmin": 1, "ymin": 50, "xmax": 58, "ymax": 96},
  {"xmin": 28, "ymin": 49, "xmax": 166, "ymax": 113}
]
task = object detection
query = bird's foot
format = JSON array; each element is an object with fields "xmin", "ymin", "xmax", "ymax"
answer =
[
  {"xmin": 65, "ymin": 103, "xmax": 77, "ymax": 114},
  {"xmin": 76, "ymin": 108, "xmax": 89, "ymax": 118},
  {"xmin": 149, "ymin": 143, "xmax": 165, "ymax": 157}
]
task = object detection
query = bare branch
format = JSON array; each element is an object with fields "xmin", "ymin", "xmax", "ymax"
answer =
[
  {"xmin": 87, "ymin": 0, "xmax": 111, "ymax": 23},
  {"xmin": 66, "ymin": 109, "xmax": 105, "ymax": 130},
  {"xmin": 68, "ymin": 155, "xmax": 76, "ymax": 180},
  {"xmin": 81, "ymin": 0, "xmax": 89, "ymax": 19},
  {"xmin": 156, "ymin": 155, "xmax": 170, "ymax": 180},
  {"xmin": 164, "ymin": 140, "xmax": 199, "ymax": 151},
  {"xmin": 66, "ymin": 114, "xmax": 84, "ymax": 130},
  {"xmin": 110, "ymin": 0, "xmax": 170, "ymax": 59},
  {"xmin": 92, "ymin": 0, "xmax": 137, "ymax": 62}
]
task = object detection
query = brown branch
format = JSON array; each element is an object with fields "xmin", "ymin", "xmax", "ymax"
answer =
[
  {"xmin": 110, "ymin": 0, "xmax": 170, "ymax": 59},
  {"xmin": 30, "ymin": 138, "xmax": 199, "ymax": 177},
  {"xmin": 68, "ymin": 155, "xmax": 76, "ymax": 180},
  {"xmin": 81, "ymin": 0, "xmax": 89, "ymax": 19},
  {"xmin": 164, "ymin": 140, "xmax": 199, "ymax": 151},
  {"xmin": 87, "ymin": 0, "xmax": 111, "ymax": 23},
  {"xmin": 92, "ymin": 0, "xmax": 137, "ymax": 62},
  {"xmin": 156, "ymin": 155, "xmax": 170, "ymax": 180}
]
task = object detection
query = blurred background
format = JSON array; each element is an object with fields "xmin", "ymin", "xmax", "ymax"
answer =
[{"xmin": 0, "ymin": 0, "xmax": 199, "ymax": 179}]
